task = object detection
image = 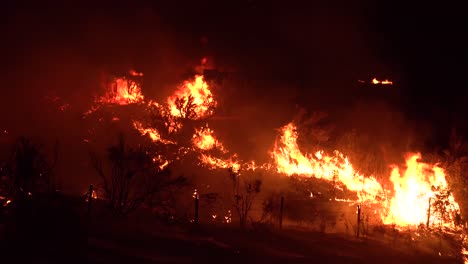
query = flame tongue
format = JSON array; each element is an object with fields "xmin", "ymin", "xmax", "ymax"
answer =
[{"xmin": 271, "ymin": 123, "xmax": 384, "ymax": 203}]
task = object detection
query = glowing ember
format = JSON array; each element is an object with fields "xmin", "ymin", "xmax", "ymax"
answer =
[
  {"xmin": 3, "ymin": 199, "xmax": 11, "ymax": 206},
  {"xmin": 192, "ymin": 125, "xmax": 226, "ymax": 152},
  {"xmin": 167, "ymin": 75, "xmax": 216, "ymax": 119},
  {"xmin": 224, "ymin": 210, "xmax": 232, "ymax": 224},
  {"xmin": 383, "ymin": 153, "xmax": 460, "ymax": 227},
  {"xmin": 152, "ymin": 154, "xmax": 170, "ymax": 170},
  {"xmin": 271, "ymin": 123, "xmax": 384, "ymax": 203}
]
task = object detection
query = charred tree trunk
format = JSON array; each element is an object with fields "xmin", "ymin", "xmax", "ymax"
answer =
[
  {"xmin": 194, "ymin": 193, "xmax": 199, "ymax": 224},
  {"xmin": 87, "ymin": 184, "xmax": 93, "ymax": 215},
  {"xmin": 279, "ymin": 196, "xmax": 284, "ymax": 230},
  {"xmin": 357, "ymin": 204, "xmax": 361, "ymax": 237}
]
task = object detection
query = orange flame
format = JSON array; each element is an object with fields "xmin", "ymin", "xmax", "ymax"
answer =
[
  {"xmin": 199, "ymin": 154, "xmax": 241, "ymax": 172},
  {"xmin": 383, "ymin": 153, "xmax": 460, "ymax": 227},
  {"xmin": 167, "ymin": 75, "xmax": 215, "ymax": 119},
  {"xmin": 271, "ymin": 123, "xmax": 384, "ymax": 203},
  {"xmin": 98, "ymin": 77, "xmax": 144, "ymax": 105},
  {"xmin": 133, "ymin": 121, "xmax": 176, "ymax": 145},
  {"xmin": 372, "ymin": 78, "xmax": 393, "ymax": 85},
  {"xmin": 192, "ymin": 125, "xmax": 226, "ymax": 152}
]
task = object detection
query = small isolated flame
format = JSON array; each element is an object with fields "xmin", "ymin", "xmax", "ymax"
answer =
[
  {"xmin": 372, "ymin": 78, "xmax": 393, "ymax": 85},
  {"xmin": 84, "ymin": 189, "xmax": 98, "ymax": 202},
  {"xmin": 129, "ymin": 69, "xmax": 143, "ymax": 77},
  {"xmin": 271, "ymin": 123, "xmax": 384, "ymax": 202},
  {"xmin": 384, "ymin": 153, "xmax": 460, "ymax": 226},
  {"xmin": 192, "ymin": 125, "xmax": 226, "ymax": 152},
  {"xmin": 224, "ymin": 210, "xmax": 232, "ymax": 223},
  {"xmin": 3, "ymin": 199, "xmax": 11, "ymax": 207},
  {"xmin": 167, "ymin": 75, "xmax": 215, "ymax": 119},
  {"xmin": 98, "ymin": 76, "xmax": 144, "ymax": 105},
  {"xmin": 152, "ymin": 155, "xmax": 170, "ymax": 170}
]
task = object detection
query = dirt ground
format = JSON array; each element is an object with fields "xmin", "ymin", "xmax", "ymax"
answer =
[
  {"xmin": 0, "ymin": 195, "xmax": 463, "ymax": 263},
  {"xmin": 86, "ymin": 222, "xmax": 462, "ymax": 264}
]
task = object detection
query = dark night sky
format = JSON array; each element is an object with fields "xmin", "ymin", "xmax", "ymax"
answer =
[
  {"xmin": 0, "ymin": 1, "xmax": 466, "ymax": 193},
  {"xmin": 2, "ymin": 1, "xmax": 465, "ymax": 109}
]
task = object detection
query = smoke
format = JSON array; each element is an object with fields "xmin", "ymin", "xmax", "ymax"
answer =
[{"xmin": 0, "ymin": 3, "xmax": 453, "ymax": 197}]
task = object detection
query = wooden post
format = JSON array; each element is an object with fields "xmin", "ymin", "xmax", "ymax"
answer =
[
  {"xmin": 279, "ymin": 196, "xmax": 284, "ymax": 230},
  {"xmin": 194, "ymin": 193, "xmax": 199, "ymax": 224},
  {"xmin": 356, "ymin": 204, "xmax": 361, "ymax": 237},
  {"xmin": 427, "ymin": 197, "xmax": 431, "ymax": 228},
  {"xmin": 87, "ymin": 184, "xmax": 93, "ymax": 215}
]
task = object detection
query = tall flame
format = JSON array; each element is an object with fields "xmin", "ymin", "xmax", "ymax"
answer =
[
  {"xmin": 384, "ymin": 153, "xmax": 460, "ymax": 226},
  {"xmin": 167, "ymin": 75, "xmax": 215, "ymax": 119}
]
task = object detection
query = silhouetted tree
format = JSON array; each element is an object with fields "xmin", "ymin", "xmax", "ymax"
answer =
[
  {"xmin": 441, "ymin": 128, "xmax": 468, "ymax": 220},
  {"xmin": 430, "ymin": 186, "xmax": 462, "ymax": 228},
  {"xmin": 90, "ymin": 134, "xmax": 185, "ymax": 216},
  {"xmin": 1, "ymin": 137, "xmax": 57, "ymax": 199},
  {"xmin": 228, "ymin": 168, "xmax": 262, "ymax": 228}
]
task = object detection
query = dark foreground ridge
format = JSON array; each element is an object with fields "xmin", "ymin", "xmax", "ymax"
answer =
[{"xmin": 0, "ymin": 193, "xmax": 461, "ymax": 264}]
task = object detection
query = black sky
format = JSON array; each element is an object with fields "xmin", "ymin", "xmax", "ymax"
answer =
[{"xmin": 1, "ymin": 1, "xmax": 466, "ymax": 139}]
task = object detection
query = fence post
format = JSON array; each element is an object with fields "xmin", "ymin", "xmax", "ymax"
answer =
[
  {"xmin": 87, "ymin": 184, "xmax": 93, "ymax": 215},
  {"xmin": 427, "ymin": 197, "xmax": 431, "ymax": 228},
  {"xmin": 279, "ymin": 196, "xmax": 284, "ymax": 230},
  {"xmin": 194, "ymin": 192, "xmax": 199, "ymax": 225},
  {"xmin": 356, "ymin": 204, "xmax": 361, "ymax": 237}
]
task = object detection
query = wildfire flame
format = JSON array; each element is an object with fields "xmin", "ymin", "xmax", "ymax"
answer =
[
  {"xmin": 383, "ymin": 153, "xmax": 460, "ymax": 227},
  {"xmin": 87, "ymin": 66, "xmax": 462, "ymax": 232},
  {"xmin": 271, "ymin": 123, "xmax": 384, "ymax": 203},
  {"xmin": 98, "ymin": 76, "xmax": 144, "ymax": 105},
  {"xmin": 133, "ymin": 121, "xmax": 176, "ymax": 145},
  {"xmin": 199, "ymin": 154, "xmax": 241, "ymax": 172},
  {"xmin": 192, "ymin": 125, "xmax": 226, "ymax": 152},
  {"xmin": 372, "ymin": 78, "xmax": 393, "ymax": 85},
  {"xmin": 167, "ymin": 75, "xmax": 215, "ymax": 119}
]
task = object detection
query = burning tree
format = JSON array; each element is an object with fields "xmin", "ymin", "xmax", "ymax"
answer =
[
  {"xmin": 90, "ymin": 134, "xmax": 184, "ymax": 216},
  {"xmin": 430, "ymin": 186, "xmax": 462, "ymax": 228},
  {"xmin": 228, "ymin": 167, "xmax": 262, "ymax": 228}
]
